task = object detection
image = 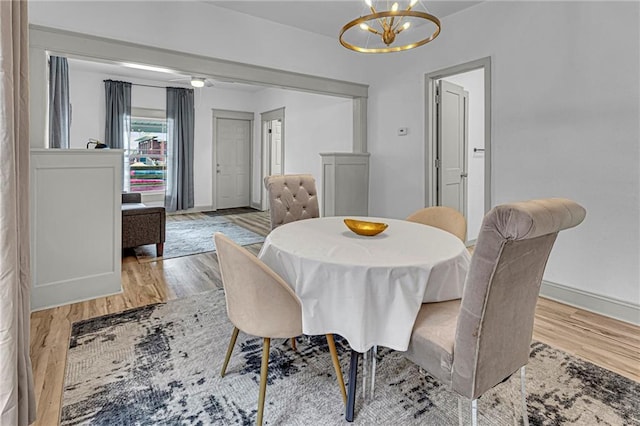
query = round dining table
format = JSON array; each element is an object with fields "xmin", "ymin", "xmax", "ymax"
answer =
[{"xmin": 258, "ymin": 216, "xmax": 471, "ymax": 421}]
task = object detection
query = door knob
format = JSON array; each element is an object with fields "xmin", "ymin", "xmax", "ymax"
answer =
[{"xmin": 461, "ymin": 172, "xmax": 468, "ymax": 178}]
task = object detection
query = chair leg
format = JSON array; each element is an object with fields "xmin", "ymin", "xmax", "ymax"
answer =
[
  {"xmin": 220, "ymin": 327, "xmax": 239, "ymax": 377},
  {"xmin": 156, "ymin": 242, "xmax": 164, "ymax": 257},
  {"xmin": 457, "ymin": 397, "xmax": 478, "ymax": 426},
  {"xmin": 257, "ymin": 337, "xmax": 271, "ymax": 426},
  {"xmin": 456, "ymin": 368, "xmax": 527, "ymax": 426},
  {"xmin": 521, "ymin": 366, "xmax": 530, "ymax": 426},
  {"xmin": 471, "ymin": 398, "xmax": 478, "ymax": 426},
  {"xmin": 291, "ymin": 337, "xmax": 297, "ymax": 351},
  {"xmin": 325, "ymin": 334, "xmax": 347, "ymax": 404}
]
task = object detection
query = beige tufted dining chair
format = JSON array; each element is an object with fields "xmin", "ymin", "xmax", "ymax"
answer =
[
  {"xmin": 406, "ymin": 206, "xmax": 467, "ymax": 242},
  {"xmin": 403, "ymin": 198, "xmax": 586, "ymax": 425},
  {"xmin": 214, "ymin": 233, "xmax": 347, "ymax": 426},
  {"xmin": 264, "ymin": 174, "xmax": 319, "ymax": 230}
]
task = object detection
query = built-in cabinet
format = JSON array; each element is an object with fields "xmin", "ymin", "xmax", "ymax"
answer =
[
  {"xmin": 320, "ymin": 152, "xmax": 370, "ymax": 217},
  {"xmin": 30, "ymin": 149, "xmax": 123, "ymax": 310}
]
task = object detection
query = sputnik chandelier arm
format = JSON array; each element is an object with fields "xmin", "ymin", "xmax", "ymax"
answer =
[{"xmin": 339, "ymin": 0, "xmax": 441, "ymax": 53}]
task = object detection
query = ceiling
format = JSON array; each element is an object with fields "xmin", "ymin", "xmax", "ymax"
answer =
[
  {"xmin": 67, "ymin": 1, "xmax": 482, "ymax": 89},
  {"xmin": 210, "ymin": 1, "xmax": 482, "ymax": 39},
  {"xmin": 67, "ymin": 57, "xmax": 264, "ymax": 92}
]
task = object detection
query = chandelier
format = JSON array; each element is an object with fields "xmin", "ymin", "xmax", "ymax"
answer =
[{"xmin": 339, "ymin": 0, "xmax": 441, "ymax": 53}]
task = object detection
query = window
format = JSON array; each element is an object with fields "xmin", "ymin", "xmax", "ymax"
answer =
[{"xmin": 125, "ymin": 113, "xmax": 168, "ymax": 193}]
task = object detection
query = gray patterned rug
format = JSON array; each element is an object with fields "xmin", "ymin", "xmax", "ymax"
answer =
[
  {"xmin": 61, "ymin": 290, "xmax": 639, "ymax": 425},
  {"xmin": 134, "ymin": 217, "xmax": 264, "ymax": 262}
]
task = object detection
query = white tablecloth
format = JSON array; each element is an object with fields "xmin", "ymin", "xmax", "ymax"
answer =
[{"xmin": 258, "ymin": 216, "xmax": 470, "ymax": 352}]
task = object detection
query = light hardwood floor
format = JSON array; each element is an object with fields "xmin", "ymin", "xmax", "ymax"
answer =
[{"xmin": 29, "ymin": 211, "xmax": 639, "ymax": 425}]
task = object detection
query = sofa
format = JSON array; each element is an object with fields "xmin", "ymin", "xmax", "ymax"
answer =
[{"xmin": 122, "ymin": 193, "xmax": 165, "ymax": 256}]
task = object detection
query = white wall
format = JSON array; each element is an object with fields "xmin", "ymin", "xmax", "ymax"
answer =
[
  {"xmin": 67, "ymin": 63, "xmax": 259, "ymax": 208},
  {"xmin": 32, "ymin": 1, "xmax": 364, "ymax": 212},
  {"xmin": 366, "ymin": 1, "xmax": 640, "ymax": 311},
  {"xmin": 68, "ymin": 63, "xmax": 352, "ymax": 211},
  {"xmin": 251, "ymin": 88, "xmax": 353, "ymax": 209},
  {"xmin": 442, "ymin": 69, "xmax": 485, "ymax": 242},
  {"xmin": 28, "ymin": 1, "xmax": 369, "ymax": 84},
  {"xmin": 31, "ymin": 1, "xmax": 640, "ymax": 318}
]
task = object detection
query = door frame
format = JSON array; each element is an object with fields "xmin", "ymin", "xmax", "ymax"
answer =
[
  {"xmin": 425, "ymin": 56, "xmax": 492, "ymax": 216},
  {"xmin": 212, "ymin": 109, "xmax": 254, "ymax": 211},
  {"xmin": 260, "ymin": 107, "xmax": 285, "ymax": 211}
]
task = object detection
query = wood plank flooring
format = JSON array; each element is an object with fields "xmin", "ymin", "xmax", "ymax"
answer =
[{"xmin": 29, "ymin": 211, "xmax": 639, "ymax": 425}]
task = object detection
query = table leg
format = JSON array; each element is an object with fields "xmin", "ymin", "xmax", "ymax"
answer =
[
  {"xmin": 369, "ymin": 345, "xmax": 377, "ymax": 400},
  {"xmin": 362, "ymin": 346, "xmax": 377, "ymax": 401},
  {"xmin": 345, "ymin": 349, "xmax": 359, "ymax": 422},
  {"xmin": 362, "ymin": 348, "xmax": 368, "ymax": 397}
]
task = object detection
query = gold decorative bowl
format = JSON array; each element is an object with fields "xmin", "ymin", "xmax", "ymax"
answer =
[{"xmin": 344, "ymin": 219, "xmax": 388, "ymax": 237}]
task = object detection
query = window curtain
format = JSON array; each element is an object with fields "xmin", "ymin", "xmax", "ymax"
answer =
[
  {"xmin": 48, "ymin": 56, "xmax": 70, "ymax": 149},
  {"xmin": 165, "ymin": 87, "xmax": 195, "ymax": 212},
  {"xmin": 104, "ymin": 80, "xmax": 131, "ymax": 149},
  {"xmin": 0, "ymin": 1, "xmax": 37, "ymax": 424}
]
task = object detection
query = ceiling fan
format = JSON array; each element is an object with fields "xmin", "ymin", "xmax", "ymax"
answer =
[{"xmin": 169, "ymin": 76, "xmax": 215, "ymax": 88}]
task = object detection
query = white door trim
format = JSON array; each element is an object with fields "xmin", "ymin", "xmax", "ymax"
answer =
[
  {"xmin": 212, "ymin": 109, "xmax": 254, "ymax": 211},
  {"xmin": 425, "ymin": 57, "xmax": 492, "ymax": 215}
]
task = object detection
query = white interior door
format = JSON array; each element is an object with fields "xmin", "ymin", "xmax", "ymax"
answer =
[
  {"xmin": 269, "ymin": 119, "xmax": 283, "ymax": 175},
  {"xmin": 437, "ymin": 80, "xmax": 468, "ymax": 217},
  {"xmin": 216, "ymin": 118, "xmax": 251, "ymax": 209}
]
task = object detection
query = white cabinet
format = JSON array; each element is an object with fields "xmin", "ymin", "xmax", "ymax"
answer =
[
  {"xmin": 321, "ymin": 152, "xmax": 370, "ymax": 217},
  {"xmin": 30, "ymin": 149, "xmax": 123, "ymax": 310}
]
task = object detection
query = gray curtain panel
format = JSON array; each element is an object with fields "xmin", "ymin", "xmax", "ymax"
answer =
[
  {"xmin": 48, "ymin": 55, "xmax": 70, "ymax": 149},
  {"xmin": 104, "ymin": 80, "xmax": 131, "ymax": 149},
  {"xmin": 165, "ymin": 87, "xmax": 195, "ymax": 212}
]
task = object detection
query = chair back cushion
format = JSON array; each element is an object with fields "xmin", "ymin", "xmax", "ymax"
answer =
[
  {"xmin": 214, "ymin": 233, "xmax": 303, "ymax": 338},
  {"xmin": 264, "ymin": 174, "xmax": 319, "ymax": 229},
  {"xmin": 406, "ymin": 206, "xmax": 467, "ymax": 241},
  {"xmin": 451, "ymin": 198, "xmax": 586, "ymax": 399}
]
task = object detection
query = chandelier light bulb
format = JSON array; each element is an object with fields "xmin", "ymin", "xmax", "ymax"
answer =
[
  {"xmin": 391, "ymin": 2, "xmax": 399, "ymax": 12},
  {"xmin": 403, "ymin": 22, "xmax": 411, "ymax": 30},
  {"xmin": 360, "ymin": 23, "xmax": 370, "ymax": 31},
  {"xmin": 365, "ymin": 0, "xmax": 372, "ymax": 7},
  {"xmin": 410, "ymin": 0, "xmax": 418, "ymax": 7}
]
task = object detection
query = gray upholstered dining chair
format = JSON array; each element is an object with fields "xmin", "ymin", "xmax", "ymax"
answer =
[
  {"xmin": 403, "ymin": 198, "xmax": 586, "ymax": 425},
  {"xmin": 406, "ymin": 206, "xmax": 467, "ymax": 242},
  {"xmin": 214, "ymin": 233, "xmax": 346, "ymax": 426},
  {"xmin": 264, "ymin": 174, "xmax": 319, "ymax": 230}
]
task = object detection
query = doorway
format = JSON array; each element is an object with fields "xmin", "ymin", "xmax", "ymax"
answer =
[
  {"xmin": 426, "ymin": 57, "xmax": 491, "ymax": 243},
  {"xmin": 212, "ymin": 109, "xmax": 253, "ymax": 210},
  {"xmin": 261, "ymin": 107, "xmax": 285, "ymax": 209},
  {"xmin": 436, "ymin": 80, "xmax": 468, "ymax": 218},
  {"xmin": 262, "ymin": 108, "xmax": 285, "ymax": 176}
]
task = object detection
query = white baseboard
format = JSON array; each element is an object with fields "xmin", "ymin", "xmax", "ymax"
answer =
[
  {"xmin": 166, "ymin": 205, "xmax": 215, "ymax": 215},
  {"xmin": 31, "ymin": 288, "xmax": 123, "ymax": 312},
  {"xmin": 167, "ymin": 204, "xmax": 266, "ymax": 215},
  {"xmin": 250, "ymin": 201, "xmax": 263, "ymax": 211},
  {"xmin": 540, "ymin": 280, "xmax": 640, "ymax": 326}
]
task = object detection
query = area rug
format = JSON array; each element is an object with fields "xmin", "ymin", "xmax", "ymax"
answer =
[
  {"xmin": 134, "ymin": 217, "xmax": 264, "ymax": 261},
  {"xmin": 61, "ymin": 290, "xmax": 639, "ymax": 425}
]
